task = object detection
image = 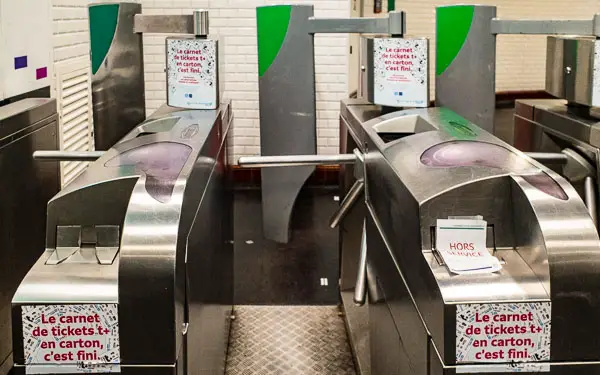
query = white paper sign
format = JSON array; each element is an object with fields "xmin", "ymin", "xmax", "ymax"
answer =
[
  {"xmin": 22, "ymin": 304, "xmax": 120, "ymax": 374},
  {"xmin": 167, "ymin": 38, "xmax": 218, "ymax": 110},
  {"xmin": 373, "ymin": 38, "xmax": 428, "ymax": 107},
  {"xmin": 436, "ymin": 219, "xmax": 502, "ymax": 274},
  {"xmin": 456, "ymin": 303, "xmax": 551, "ymax": 372}
]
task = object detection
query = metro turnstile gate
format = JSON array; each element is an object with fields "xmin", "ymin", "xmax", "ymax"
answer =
[
  {"xmin": 241, "ymin": 100, "xmax": 600, "ymax": 374},
  {"xmin": 360, "ymin": 107, "xmax": 600, "ymax": 374},
  {"xmin": 11, "ymin": 102, "xmax": 233, "ymax": 375},
  {"xmin": 511, "ymin": 36, "xmax": 600, "ymax": 228},
  {"xmin": 340, "ymin": 103, "xmax": 600, "ymax": 374}
]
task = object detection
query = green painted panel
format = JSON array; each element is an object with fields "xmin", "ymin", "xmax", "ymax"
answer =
[
  {"xmin": 257, "ymin": 6, "xmax": 292, "ymax": 77},
  {"xmin": 436, "ymin": 5, "xmax": 474, "ymax": 76},
  {"xmin": 439, "ymin": 110, "xmax": 478, "ymax": 139},
  {"xmin": 89, "ymin": 4, "xmax": 119, "ymax": 75}
]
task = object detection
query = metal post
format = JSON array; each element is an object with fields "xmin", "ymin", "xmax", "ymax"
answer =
[
  {"xmin": 256, "ymin": 5, "xmax": 405, "ymax": 243},
  {"xmin": 193, "ymin": 10, "xmax": 209, "ymax": 36},
  {"xmin": 257, "ymin": 5, "xmax": 317, "ymax": 243}
]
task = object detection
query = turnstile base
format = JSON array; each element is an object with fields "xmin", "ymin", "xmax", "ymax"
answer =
[
  {"xmin": 225, "ymin": 306, "xmax": 356, "ymax": 374},
  {"xmin": 341, "ymin": 291, "xmax": 370, "ymax": 375}
]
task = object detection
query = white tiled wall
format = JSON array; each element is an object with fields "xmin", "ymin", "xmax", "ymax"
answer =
[
  {"xmin": 52, "ymin": 0, "xmax": 349, "ymax": 161},
  {"xmin": 51, "ymin": 0, "xmax": 600, "ymax": 161}
]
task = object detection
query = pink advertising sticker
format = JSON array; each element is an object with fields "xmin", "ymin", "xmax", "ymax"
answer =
[
  {"xmin": 167, "ymin": 38, "xmax": 218, "ymax": 110},
  {"xmin": 456, "ymin": 302, "xmax": 551, "ymax": 373},
  {"xmin": 22, "ymin": 304, "xmax": 120, "ymax": 374},
  {"xmin": 373, "ymin": 38, "xmax": 428, "ymax": 108}
]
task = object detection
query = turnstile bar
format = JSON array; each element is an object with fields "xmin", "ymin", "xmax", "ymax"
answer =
[
  {"xmin": 526, "ymin": 152, "xmax": 569, "ymax": 164},
  {"xmin": 239, "ymin": 152, "xmax": 566, "ymax": 169},
  {"xmin": 237, "ymin": 154, "xmax": 356, "ymax": 168},
  {"xmin": 353, "ymin": 219, "xmax": 368, "ymax": 306},
  {"xmin": 33, "ymin": 150, "xmax": 105, "ymax": 161},
  {"xmin": 329, "ymin": 180, "xmax": 364, "ymax": 229}
]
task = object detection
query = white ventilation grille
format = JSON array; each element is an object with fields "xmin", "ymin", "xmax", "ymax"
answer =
[{"xmin": 55, "ymin": 57, "xmax": 94, "ymax": 187}]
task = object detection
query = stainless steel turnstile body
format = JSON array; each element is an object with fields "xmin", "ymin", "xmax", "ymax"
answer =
[
  {"xmin": 348, "ymin": 102, "xmax": 600, "ymax": 373},
  {"xmin": 11, "ymin": 102, "xmax": 233, "ymax": 375},
  {"xmin": 514, "ymin": 99, "xmax": 600, "ymax": 221},
  {"xmin": 504, "ymin": 37, "xmax": 600, "ymax": 223},
  {"xmin": 0, "ymin": 99, "xmax": 60, "ymax": 375}
]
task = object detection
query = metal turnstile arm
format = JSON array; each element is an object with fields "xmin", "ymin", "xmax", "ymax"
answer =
[
  {"xmin": 237, "ymin": 154, "xmax": 356, "ymax": 168},
  {"xmin": 526, "ymin": 152, "xmax": 568, "ymax": 164},
  {"xmin": 33, "ymin": 151, "xmax": 105, "ymax": 162},
  {"xmin": 239, "ymin": 151, "xmax": 568, "ymax": 168},
  {"xmin": 238, "ymin": 151, "xmax": 366, "ymax": 228},
  {"xmin": 353, "ymin": 220, "xmax": 368, "ymax": 306},
  {"xmin": 329, "ymin": 180, "xmax": 364, "ymax": 229}
]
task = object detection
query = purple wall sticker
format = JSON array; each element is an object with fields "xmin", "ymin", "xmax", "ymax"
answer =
[
  {"xmin": 14, "ymin": 56, "xmax": 28, "ymax": 70},
  {"xmin": 36, "ymin": 67, "xmax": 48, "ymax": 80}
]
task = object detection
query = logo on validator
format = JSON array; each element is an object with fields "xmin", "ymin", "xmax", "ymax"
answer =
[
  {"xmin": 394, "ymin": 92, "xmax": 403, "ymax": 96},
  {"xmin": 184, "ymin": 93, "xmax": 193, "ymax": 98}
]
